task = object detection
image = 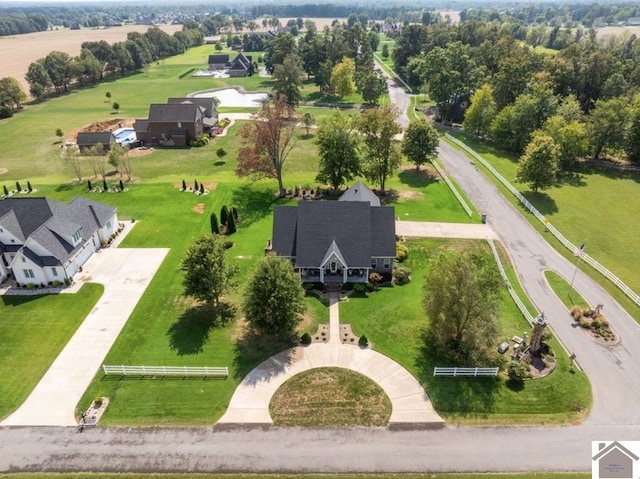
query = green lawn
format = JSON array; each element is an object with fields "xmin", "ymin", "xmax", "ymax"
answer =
[
  {"xmin": 0, "ymin": 39, "xmax": 591, "ymax": 426},
  {"xmin": 444, "ymin": 131, "xmax": 640, "ymax": 323},
  {"xmin": 544, "ymin": 270, "xmax": 590, "ymax": 310},
  {"xmin": 0, "ymin": 284, "xmax": 104, "ymax": 420},
  {"xmin": 341, "ymin": 239, "xmax": 591, "ymax": 425}
]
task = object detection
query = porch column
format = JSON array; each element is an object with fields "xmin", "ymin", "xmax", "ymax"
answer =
[
  {"xmin": 343, "ymin": 268, "xmax": 348, "ymax": 283},
  {"xmin": 320, "ymin": 268, "xmax": 324, "ymax": 282}
]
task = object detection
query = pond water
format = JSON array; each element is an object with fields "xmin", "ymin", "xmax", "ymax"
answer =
[{"xmin": 193, "ymin": 88, "xmax": 269, "ymax": 108}]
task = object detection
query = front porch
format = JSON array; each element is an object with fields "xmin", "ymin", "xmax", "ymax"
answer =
[{"xmin": 298, "ymin": 267, "xmax": 368, "ymax": 284}]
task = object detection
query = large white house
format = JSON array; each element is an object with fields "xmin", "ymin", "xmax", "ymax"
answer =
[{"xmin": 0, "ymin": 196, "xmax": 118, "ymax": 286}]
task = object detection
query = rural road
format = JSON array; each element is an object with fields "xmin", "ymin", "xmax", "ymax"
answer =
[{"xmin": 2, "ymin": 66, "xmax": 640, "ymax": 475}]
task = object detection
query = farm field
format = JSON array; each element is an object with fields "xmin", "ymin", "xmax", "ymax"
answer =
[{"xmin": 0, "ymin": 25, "xmax": 183, "ymax": 92}]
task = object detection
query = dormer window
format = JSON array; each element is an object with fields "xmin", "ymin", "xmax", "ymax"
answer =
[{"xmin": 72, "ymin": 230, "xmax": 83, "ymax": 244}]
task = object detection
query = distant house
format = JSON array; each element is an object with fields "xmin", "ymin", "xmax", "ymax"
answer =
[
  {"xmin": 229, "ymin": 52, "xmax": 254, "ymax": 77},
  {"xmin": 168, "ymin": 97, "xmax": 218, "ymax": 120},
  {"xmin": 134, "ymin": 102, "xmax": 205, "ymax": 147},
  {"xmin": 76, "ymin": 131, "xmax": 117, "ymax": 153},
  {"xmin": 0, "ymin": 196, "xmax": 118, "ymax": 286},
  {"xmin": 208, "ymin": 54, "xmax": 230, "ymax": 70},
  {"xmin": 271, "ymin": 183, "xmax": 396, "ymax": 285}
]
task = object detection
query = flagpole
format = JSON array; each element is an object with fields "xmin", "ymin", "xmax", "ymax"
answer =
[{"xmin": 569, "ymin": 242, "xmax": 586, "ymax": 290}]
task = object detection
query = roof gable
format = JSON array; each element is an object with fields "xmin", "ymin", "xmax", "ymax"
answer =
[
  {"xmin": 148, "ymin": 103, "xmax": 202, "ymax": 122},
  {"xmin": 593, "ymin": 441, "xmax": 640, "ymax": 461},
  {"xmin": 339, "ymin": 181, "xmax": 380, "ymax": 206},
  {"xmin": 167, "ymin": 97, "xmax": 217, "ymax": 118}
]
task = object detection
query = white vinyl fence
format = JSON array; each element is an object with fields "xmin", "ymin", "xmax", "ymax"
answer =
[
  {"xmin": 102, "ymin": 364, "xmax": 228, "ymax": 378},
  {"xmin": 445, "ymin": 133, "xmax": 640, "ymax": 307},
  {"xmin": 433, "ymin": 367, "xmax": 499, "ymax": 377}
]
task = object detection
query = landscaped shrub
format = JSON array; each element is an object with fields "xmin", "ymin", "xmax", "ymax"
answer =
[
  {"xmin": 353, "ymin": 283, "xmax": 366, "ymax": 294},
  {"xmin": 103, "ymin": 179, "xmax": 108, "ymax": 191},
  {"xmin": 395, "ymin": 242, "xmax": 408, "ymax": 262},
  {"xmin": 119, "ymin": 179, "xmax": 124, "ymax": 191},
  {"xmin": 220, "ymin": 205, "xmax": 229, "ymax": 226},
  {"xmin": 194, "ymin": 179, "xmax": 199, "ymax": 190},
  {"xmin": 27, "ymin": 181, "xmax": 33, "ymax": 192},
  {"xmin": 393, "ymin": 265, "xmax": 411, "ymax": 285},
  {"xmin": 3, "ymin": 185, "xmax": 8, "ymax": 196},
  {"xmin": 226, "ymin": 212, "xmax": 237, "ymax": 234},
  {"xmin": 189, "ymin": 134, "xmax": 209, "ymax": 147},
  {"xmin": 182, "ymin": 179, "xmax": 187, "ymax": 191},
  {"xmin": 231, "ymin": 206, "xmax": 239, "ymax": 221},
  {"xmin": 570, "ymin": 306, "xmax": 582, "ymax": 321},
  {"xmin": 300, "ymin": 332, "xmax": 312, "ymax": 345},
  {"xmin": 210, "ymin": 212, "xmax": 220, "ymax": 234},
  {"xmin": 87, "ymin": 180, "xmax": 93, "ymax": 191},
  {"xmin": 507, "ymin": 360, "xmax": 532, "ymax": 381},
  {"xmin": 359, "ymin": 335, "xmax": 369, "ymax": 347},
  {"xmin": 15, "ymin": 181, "xmax": 21, "ymax": 192},
  {"xmin": 199, "ymin": 183, "xmax": 205, "ymax": 195}
]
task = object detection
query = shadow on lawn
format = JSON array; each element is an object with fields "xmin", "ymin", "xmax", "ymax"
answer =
[
  {"xmin": 232, "ymin": 327, "xmax": 298, "ymax": 383},
  {"xmin": 521, "ymin": 190, "xmax": 558, "ymax": 216},
  {"xmin": 167, "ymin": 302, "xmax": 235, "ymax": 355},
  {"xmin": 415, "ymin": 329, "xmax": 500, "ymax": 416},
  {"xmin": 398, "ymin": 167, "xmax": 440, "ymax": 189},
  {"xmin": 231, "ymin": 183, "xmax": 278, "ymax": 227}
]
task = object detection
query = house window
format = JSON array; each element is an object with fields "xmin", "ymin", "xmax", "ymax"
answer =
[
  {"xmin": 23, "ymin": 269, "xmax": 34, "ymax": 278},
  {"xmin": 383, "ymin": 258, "xmax": 391, "ymax": 269},
  {"xmin": 72, "ymin": 230, "xmax": 83, "ymax": 243},
  {"xmin": 106, "ymin": 221, "xmax": 112, "ymax": 230},
  {"xmin": 21, "ymin": 256, "xmax": 26, "ymax": 263},
  {"xmin": 330, "ymin": 261, "xmax": 337, "ymax": 273},
  {"xmin": 52, "ymin": 268, "xmax": 58, "ymax": 277},
  {"xmin": 371, "ymin": 258, "xmax": 377, "ymax": 268}
]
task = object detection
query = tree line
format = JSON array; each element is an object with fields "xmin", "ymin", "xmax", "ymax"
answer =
[{"xmin": 389, "ymin": 20, "xmax": 640, "ymax": 192}]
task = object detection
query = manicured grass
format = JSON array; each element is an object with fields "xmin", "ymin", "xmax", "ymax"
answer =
[
  {"xmin": 269, "ymin": 367, "xmax": 392, "ymax": 426},
  {"xmin": 0, "ymin": 39, "xmax": 580, "ymax": 426},
  {"xmin": 0, "ymin": 284, "xmax": 104, "ymax": 420},
  {"xmin": 544, "ymin": 270, "xmax": 590, "ymax": 310},
  {"xmin": 341, "ymin": 239, "xmax": 591, "ymax": 425},
  {"xmin": 0, "ymin": 474, "xmax": 592, "ymax": 479},
  {"xmin": 443, "ymin": 130, "xmax": 640, "ymax": 323}
]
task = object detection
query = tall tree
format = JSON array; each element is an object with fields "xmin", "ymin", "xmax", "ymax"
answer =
[
  {"xmin": 625, "ymin": 95, "xmax": 640, "ymax": 164},
  {"xmin": 331, "ymin": 57, "xmax": 356, "ymax": 98},
  {"xmin": 243, "ymin": 254, "xmax": 306, "ymax": 338},
  {"xmin": 588, "ymin": 97, "xmax": 629, "ymax": 160},
  {"xmin": 236, "ymin": 94, "xmax": 297, "ymax": 197},
  {"xmin": 264, "ymin": 32, "xmax": 297, "ymax": 74},
  {"xmin": 422, "ymin": 250, "xmax": 502, "ymax": 365},
  {"xmin": 315, "ymin": 110, "xmax": 361, "ymax": 191},
  {"xmin": 356, "ymin": 104, "xmax": 402, "ymax": 193},
  {"xmin": 0, "ymin": 77, "xmax": 26, "ymax": 111},
  {"xmin": 401, "ymin": 119, "xmax": 439, "ymax": 171},
  {"xmin": 25, "ymin": 59, "xmax": 52, "ymax": 100},
  {"xmin": 272, "ymin": 53, "xmax": 305, "ymax": 107},
  {"xmin": 181, "ymin": 234, "xmax": 239, "ymax": 308},
  {"xmin": 540, "ymin": 116, "xmax": 588, "ymax": 169},
  {"xmin": 462, "ymin": 83, "xmax": 497, "ymax": 140},
  {"xmin": 358, "ymin": 71, "xmax": 387, "ymax": 105},
  {"xmin": 516, "ymin": 134, "xmax": 560, "ymax": 192}
]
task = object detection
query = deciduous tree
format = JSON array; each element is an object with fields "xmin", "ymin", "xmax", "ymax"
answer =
[
  {"xmin": 588, "ymin": 97, "xmax": 629, "ymax": 160},
  {"xmin": 356, "ymin": 104, "xmax": 402, "ymax": 193},
  {"xmin": 63, "ymin": 146, "xmax": 83, "ymax": 182},
  {"xmin": 331, "ymin": 57, "xmax": 355, "ymax": 98},
  {"xmin": 243, "ymin": 255, "xmax": 306, "ymax": 338},
  {"xmin": 181, "ymin": 234, "xmax": 238, "ymax": 308},
  {"xmin": 516, "ymin": 134, "xmax": 560, "ymax": 192},
  {"xmin": 422, "ymin": 250, "xmax": 502, "ymax": 364},
  {"xmin": 462, "ymin": 83, "xmax": 496, "ymax": 140},
  {"xmin": 315, "ymin": 110, "xmax": 360, "ymax": 191},
  {"xmin": 236, "ymin": 94, "xmax": 298, "ymax": 197},
  {"xmin": 401, "ymin": 119, "xmax": 439, "ymax": 171},
  {"xmin": 272, "ymin": 53, "xmax": 305, "ymax": 107}
]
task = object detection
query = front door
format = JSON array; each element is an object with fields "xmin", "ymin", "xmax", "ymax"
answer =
[{"xmin": 330, "ymin": 261, "xmax": 337, "ymax": 273}]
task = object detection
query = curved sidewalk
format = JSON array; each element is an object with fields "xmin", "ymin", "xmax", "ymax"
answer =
[{"xmin": 218, "ymin": 342, "xmax": 444, "ymax": 427}]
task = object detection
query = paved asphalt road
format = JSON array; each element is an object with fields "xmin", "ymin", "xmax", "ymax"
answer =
[{"xmin": 2, "ymin": 72, "xmax": 640, "ymax": 474}]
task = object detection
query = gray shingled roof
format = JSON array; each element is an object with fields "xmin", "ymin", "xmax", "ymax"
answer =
[
  {"xmin": 339, "ymin": 181, "xmax": 381, "ymax": 206},
  {"xmin": 208, "ymin": 54, "xmax": 230, "ymax": 64},
  {"xmin": 76, "ymin": 131, "xmax": 116, "ymax": 146},
  {"xmin": 168, "ymin": 97, "xmax": 217, "ymax": 118},
  {"xmin": 0, "ymin": 196, "xmax": 116, "ymax": 267},
  {"xmin": 272, "ymin": 201, "xmax": 395, "ymax": 269},
  {"xmin": 148, "ymin": 103, "xmax": 202, "ymax": 122}
]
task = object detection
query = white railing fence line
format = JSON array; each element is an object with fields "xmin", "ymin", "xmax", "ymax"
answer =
[
  {"xmin": 102, "ymin": 364, "xmax": 228, "ymax": 378},
  {"xmin": 434, "ymin": 367, "xmax": 499, "ymax": 377},
  {"xmin": 445, "ymin": 133, "xmax": 640, "ymax": 307}
]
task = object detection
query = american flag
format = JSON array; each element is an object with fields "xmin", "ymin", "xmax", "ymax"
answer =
[{"xmin": 573, "ymin": 243, "xmax": 585, "ymax": 257}]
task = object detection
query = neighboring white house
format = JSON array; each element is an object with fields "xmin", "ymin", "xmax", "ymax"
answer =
[{"xmin": 0, "ymin": 196, "xmax": 118, "ymax": 286}]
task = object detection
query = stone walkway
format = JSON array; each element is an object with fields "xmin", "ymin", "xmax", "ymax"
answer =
[{"xmin": 218, "ymin": 292, "xmax": 444, "ymax": 427}]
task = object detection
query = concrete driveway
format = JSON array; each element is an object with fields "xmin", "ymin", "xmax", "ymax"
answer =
[{"xmin": 1, "ymin": 247, "xmax": 168, "ymax": 427}]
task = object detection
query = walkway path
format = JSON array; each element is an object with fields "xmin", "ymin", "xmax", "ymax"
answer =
[
  {"xmin": 219, "ymin": 292, "xmax": 444, "ymax": 427},
  {"xmin": 396, "ymin": 220, "xmax": 497, "ymax": 239},
  {"xmin": 1, "ymin": 247, "xmax": 168, "ymax": 427}
]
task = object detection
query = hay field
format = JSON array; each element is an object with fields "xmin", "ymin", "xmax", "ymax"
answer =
[{"xmin": 0, "ymin": 24, "xmax": 182, "ymax": 91}]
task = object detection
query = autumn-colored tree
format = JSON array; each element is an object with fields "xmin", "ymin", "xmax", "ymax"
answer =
[{"xmin": 236, "ymin": 94, "xmax": 298, "ymax": 197}]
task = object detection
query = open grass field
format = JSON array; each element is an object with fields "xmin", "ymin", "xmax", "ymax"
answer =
[
  {"xmin": 444, "ymin": 130, "xmax": 640, "ymax": 323},
  {"xmin": 0, "ymin": 25, "xmax": 183, "ymax": 92},
  {"xmin": 0, "ymin": 37, "xmax": 589, "ymax": 427}
]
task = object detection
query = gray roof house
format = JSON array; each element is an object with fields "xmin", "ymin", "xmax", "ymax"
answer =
[
  {"xmin": 135, "ymin": 101, "xmax": 205, "ymax": 147},
  {"xmin": 76, "ymin": 131, "xmax": 117, "ymax": 153},
  {"xmin": 271, "ymin": 183, "xmax": 395, "ymax": 285},
  {"xmin": 0, "ymin": 196, "xmax": 118, "ymax": 286},
  {"xmin": 229, "ymin": 52, "xmax": 254, "ymax": 77},
  {"xmin": 208, "ymin": 54, "xmax": 230, "ymax": 70}
]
